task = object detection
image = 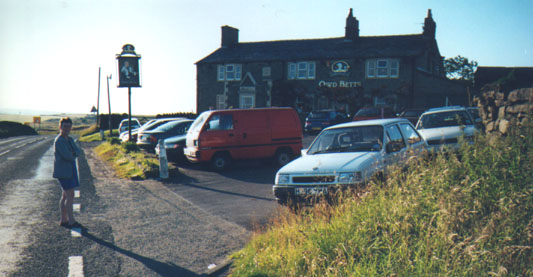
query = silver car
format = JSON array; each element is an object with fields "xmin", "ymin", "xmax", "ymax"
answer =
[
  {"xmin": 416, "ymin": 106, "xmax": 478, "ymax": 152},
  {"xmin": 273, "ymin": 118, "xmax": 427, "ymax": 205}
]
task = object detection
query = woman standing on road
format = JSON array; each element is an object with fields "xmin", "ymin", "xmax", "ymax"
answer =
[{"xmin": 53, "ymin": 117, "xmax": 82, "ymax": 228}]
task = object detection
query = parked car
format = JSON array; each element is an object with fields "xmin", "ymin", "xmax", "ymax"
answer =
[
  {"xmin": 137, "ymin": 119, "xmax": 193, "ymax": 151},
  {"xmin": 398, "ymin": 108, "xmax": 426, "ymax": 125},
  {"xmin": 184, "ymin": 108, "xmax": 303, "ymax": 171},
  {"xmin": 466, "ymin": 107, "xmax": 483, "ymax": 129},
  {"xmin": 352, "ymin": 107, "xmax": 395, "ymax": 121},
  {"xmin": 155, "ymin": 134, "xmax": 188, "ymax": 163},
  {"xmin": 118, "ymin": 118, "xmax": 141, "ymax": 135},
  {"xmin": 123, "ymin": 118, "xmax": 184, "ymax": 142},
  {"xmin": 273, "ymin": 118, "xmax": 427, "ymax": 206},
  {"xmin": 304, "ymin": 110, "xmax": 349, "ymax": 133},
  {"xmin": 416, "ymin": 106, "xmax": 478, "ymax": 152}
]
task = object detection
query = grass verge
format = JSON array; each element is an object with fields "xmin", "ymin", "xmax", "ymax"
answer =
[
  {"xmin": 230, "ymin": 124, "xmax": 532, "ymax": 276},
  {"xmin": 94, "ymin": 139, "xmax": 159, "ymax": 179}
]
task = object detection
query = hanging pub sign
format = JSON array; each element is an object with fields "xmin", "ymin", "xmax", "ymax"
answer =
[{"xmin": 117, "ymin": 44, "xmax": 141, "ymax": 88}]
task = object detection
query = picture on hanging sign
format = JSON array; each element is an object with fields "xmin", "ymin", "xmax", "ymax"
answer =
[{"xmin": 118, "ymin": 57, "xmax": 141, "ymax": 87}]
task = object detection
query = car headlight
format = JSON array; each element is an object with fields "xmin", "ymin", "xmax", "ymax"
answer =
[
  {"xmin": 276, "ymin": 174, "xmax": 290, "ymax": 184},
  {"xmin": 338, "ymin": 172, "xmax": 362, "ymax": 184}
]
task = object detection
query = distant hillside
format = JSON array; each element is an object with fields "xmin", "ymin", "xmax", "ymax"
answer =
[{"xmin": 0, "ymin": 121, "xmax": 38, "ymax": 138}]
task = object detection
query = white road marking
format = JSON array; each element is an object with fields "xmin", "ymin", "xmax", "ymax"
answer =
[
  {"xmin": 0, "ymin": 150, "xmax": 10, "ymax": 156},
  {"xmin": 73, "ymin": 204, "xmax": 80, "ymax": 213},
  {"xmin": 74, "ymin": 190, "xmax": 80, "ymax": 198},
  {"xmin": 71, "ymin": 228, "xmax": 82, "ymax": 237},
  {"xmin": 68, "ymin": 256, "xmax": 84, "ymax": 277}
]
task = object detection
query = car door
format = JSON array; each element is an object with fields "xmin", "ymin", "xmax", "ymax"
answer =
[
  {"xmin": 383, "ymin": 123, "xmax": 408, "ymax": 173},
  {"xmin": 200, "ymin": 112, "xmax": 240, "ymax": 154}
]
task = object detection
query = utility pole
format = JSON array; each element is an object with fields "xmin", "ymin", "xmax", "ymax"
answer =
[
  {"xmin": 96, "ymin": 67, "xmax": 101, "ymax": 128},
  {"xmin": 107, "ymin": 74, "xmax": 113, "ymax": 135}
]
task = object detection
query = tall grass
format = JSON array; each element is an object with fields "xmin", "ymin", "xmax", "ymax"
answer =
[
  {"xmin": 94, "ymin": 142, "xmax": 159, "ymax": 179},
  {"xmin": 230, "ymin": 123, "xmax": 532, "ymax": 276}
]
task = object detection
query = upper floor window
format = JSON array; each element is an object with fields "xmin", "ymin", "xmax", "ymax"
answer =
[
  {"xmin": 366, "ymin": 59, "xmax": 399, "ymax": 78},
  {"xmin": 288, "ymin": 61, "xmax": 315, "ymax": 80},
  {"xmin": 217, "ymin": 64, "xmax": 242, "ymax": 81}
]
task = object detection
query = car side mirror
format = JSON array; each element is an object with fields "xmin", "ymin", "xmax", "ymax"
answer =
[
  {"xmin": 301, "ymin": 149, "xmax": 308, "ymax": 157},
  {"xmin": 386, "ymin": 143, "xmax": 399, "ymax": 153}
]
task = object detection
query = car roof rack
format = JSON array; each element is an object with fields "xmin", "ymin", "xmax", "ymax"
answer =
[{"xmin": 426, "ymin": 106, "xmax": 465, "ymax": 112}]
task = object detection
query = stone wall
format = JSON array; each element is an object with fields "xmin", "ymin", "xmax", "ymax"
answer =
[{"xmin": 475, "ymin": 88, "xmax": 532, "ymax": 137}]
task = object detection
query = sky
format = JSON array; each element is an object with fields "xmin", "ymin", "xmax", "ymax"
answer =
[{"xmin": 1, "ymin": 0, "xmax": 532, "ymax": 116}]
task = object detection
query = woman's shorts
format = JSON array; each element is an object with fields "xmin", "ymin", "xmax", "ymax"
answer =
[{"xmin": 58, "ymin": 163, "xmax": 80, "ymax": 190}]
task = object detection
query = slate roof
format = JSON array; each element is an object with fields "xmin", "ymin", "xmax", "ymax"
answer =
[{"xmin": 196, "ymin": 34, "xmax": 433, "ymax": 64}]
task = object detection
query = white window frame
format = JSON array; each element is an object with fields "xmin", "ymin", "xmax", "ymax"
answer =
[
  {"xmin": 366, "ymin": 59, "xmax": 400, "ymax": 78},
  {"xmin": 216, "ymin": 94, "xmax": 226, "ymax": 110},
  {"xmin": 262, "ymin": 66, "xmax": 271, "ymax": 77},
  {"xmin": 288, "ymin": 62, "xmax": 315, "ymax": 80},
  {"xmin": 239, "ymin": 94, "xmax": 255, "ymax": 109},
  {"xmin": 217, "ymin": 64, "xmax": 242, "ymax": 81}
]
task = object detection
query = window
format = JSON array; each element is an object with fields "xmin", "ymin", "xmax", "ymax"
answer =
[
  {"xmin": 216, "ymin": 94, "xmax": 226, "ymax": 110},
  {"xmin": 206, "ymin": 114, "xmax": 234, "ymax": 131},
  {"xmin": 217, "ymin": 64, "xmax": 242, "ymax": 81},
  {"xmin": 262, "ymin": 67, "xmax": 271, "ymax": 77},
  {"xmin": 240, "ymin": 94, "xmax": 255, "ymax": 109},
  {"xmin": 400, "ymin": 123, "xmax": 422, "ymax": 145},
  {"xmin": 288, "ymin": 62, "xmax": 315, "ymax": 80},
  {"xmin": 386, "ymin": 124, "xmax": 406, "ymax": 151},
  {"xmin": 366, "ymin": 59, "xmax": 400, "ymax": 78}
]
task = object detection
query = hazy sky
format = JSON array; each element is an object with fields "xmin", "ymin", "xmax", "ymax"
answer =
[{"xmin": 1, "ymin": 0, "xmax": 532, "ymax": 115}]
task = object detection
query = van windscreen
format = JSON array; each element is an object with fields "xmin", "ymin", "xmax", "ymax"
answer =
[{"xmin": 190, "ymin": 112, "xmax": 210, "ymax": 132}]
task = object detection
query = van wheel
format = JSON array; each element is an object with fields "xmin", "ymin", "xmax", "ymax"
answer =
[
  {"xmin": 275, "ymin": 149, "xmax": 292, "ymax": 167},
  {"xmin": 211, "ymin": 153, "xmax": 230, "ymax": 171}
]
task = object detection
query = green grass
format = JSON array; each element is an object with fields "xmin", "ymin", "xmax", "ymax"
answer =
[
  {"xmin": 79, "ymin": 128, "xmax": 119, "ymax": 142},
  {"xmin": 94, "ymin": 140, "xmax": 159, "ymax": 179},
  {"xmin": 229, "ymin": 124, "xmax": 532, "ymax": 276}
]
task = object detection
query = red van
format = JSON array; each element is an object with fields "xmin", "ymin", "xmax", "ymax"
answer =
[{"xmin": 184, "ymin": 108, "xmax": 303, "ymax": 171}]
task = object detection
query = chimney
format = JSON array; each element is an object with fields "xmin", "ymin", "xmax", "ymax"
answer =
[
  {"xmin": 221, "ymin": 25, "xmax": 239, "ymax": 48},
  {"xmin": 345, "ymin": 8, "xmax": 359, "ymax": 41},
  {"xmin": 423, "ymin": 9, "xmax": 436, "ymax": 38}
]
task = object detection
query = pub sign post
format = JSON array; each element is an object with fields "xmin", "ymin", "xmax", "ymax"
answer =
[{"xmin": 116, "ymin": 44, "xmax": 141, "ymax": 141}]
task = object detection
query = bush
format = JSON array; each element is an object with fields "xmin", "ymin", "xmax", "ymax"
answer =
[
  {"xmin": 122, "ymin": 141, "xmax": 139, "ymax": 153},
  {"xmin": 107, "ymin": 137, "xmax": 121, "ymax": 145}
]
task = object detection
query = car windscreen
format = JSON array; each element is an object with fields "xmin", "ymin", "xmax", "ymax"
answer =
[
  {"xmin": 307, "ymin": 112, "xmax": 329, "ymax": 119},
  {"xmin": 418, "ymin": 111, "xmax": 473, "ymax": 129},
  {"xmin": 153, "ymin": 120, "xmax": 185, "ymax": 132},
  {"xmin": 307, "ymin": 125, "xmax": 384, "ymax": 154},
  {"xmin": 355, "ymin": 108, "xmax": 380, "ymax": 117}
]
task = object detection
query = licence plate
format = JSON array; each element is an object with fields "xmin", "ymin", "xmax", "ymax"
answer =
[{"xmin": 295, "ymin": 187, "xmax": 328, "ymax": 196}]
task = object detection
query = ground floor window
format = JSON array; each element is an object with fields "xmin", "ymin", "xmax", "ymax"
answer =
[
  {"xmin": 240, "ymin": 94, "xmax": 255, "ymax": 109},
  {"xmin": 216, "ymin": 94, "xmax": 226, "ymax": 110}
]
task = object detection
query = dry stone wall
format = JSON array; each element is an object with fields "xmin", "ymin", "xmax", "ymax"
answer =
[{"xmin": 475, "ymin": 88, "xmax": 532, "ymax": 137}]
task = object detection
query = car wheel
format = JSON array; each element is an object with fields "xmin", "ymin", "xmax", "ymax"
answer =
[
  {"xmin": 211, "ymin": 153, "xmax": 230, "ymax": 171},
  {"xmin": 275, "ymin": 149, "xmax": 292, "ymax": 167}
]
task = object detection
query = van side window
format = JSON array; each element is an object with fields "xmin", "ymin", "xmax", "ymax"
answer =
[{"xmin": 206, "ymin": 114, "xmax": 234, "ymax": 131}]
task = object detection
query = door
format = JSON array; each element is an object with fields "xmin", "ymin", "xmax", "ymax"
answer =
[
  {"xmin": 200, "ymin": 112, "xmax": 239, "ymax": 159},
  {"xmin": 383, "ymin": 124, "xmax": 407, "ymax": 174},
  {"xmin": 232, "ymin": 110, "xmax": 270, "ymax": 159}
]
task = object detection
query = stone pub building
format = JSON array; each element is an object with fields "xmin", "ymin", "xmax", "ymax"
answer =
[{"xmin": 195, "ymin": 9, "xmax": 467, "ymax": 114}]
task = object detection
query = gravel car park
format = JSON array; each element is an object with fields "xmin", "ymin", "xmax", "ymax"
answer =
[{"xmin": 273, "ymin": 118, "xmax": 427, "ymax": 206}]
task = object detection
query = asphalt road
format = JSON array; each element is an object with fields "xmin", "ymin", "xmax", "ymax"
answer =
[{"xmin": 0, "ymin": 134, "xmax": 316, "ymax": 276}]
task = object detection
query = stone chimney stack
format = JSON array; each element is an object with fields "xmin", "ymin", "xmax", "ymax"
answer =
[
  {"xmin": 221, "ymin": 25, "xmax": 239, "ymax": 48},
  {"xmin": 423, "ymin": 9, "xmax": 436, "ymax": 38},
  {"xmin": 345, "ymin": 8, "xmax": 359, "ymax": 41}
]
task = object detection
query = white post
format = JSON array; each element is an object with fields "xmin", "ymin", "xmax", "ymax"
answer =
[{"xmin": 158, "ymin": 139, "xmax": 169, "ymax": 179}]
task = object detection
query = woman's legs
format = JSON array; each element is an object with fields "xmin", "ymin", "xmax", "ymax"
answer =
[
  {"xmin": 60, "ymin": 190, "xmax": 68, "ymax": 223},
  {"xmin": 65, "ymin": 188, "xmax": 76, "ymax": 224}
]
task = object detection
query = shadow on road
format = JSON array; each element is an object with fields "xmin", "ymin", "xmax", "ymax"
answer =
[{"xmin": 82, "ymin": 230, "xmax": 199, "ymax": 277}]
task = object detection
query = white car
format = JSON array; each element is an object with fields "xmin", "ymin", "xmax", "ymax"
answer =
[
  {"xmin": 118, "ymin": 118, "xmax": 141, "ymax": 135},
  {"xmin": 415, "ymin": 106, "xmax": 478, "ymax": 152},
  {"xmin": 273, "ymin": 118, "xmax": 427, "ymax": 205}
]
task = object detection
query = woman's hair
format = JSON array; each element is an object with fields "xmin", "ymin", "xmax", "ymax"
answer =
[{"xmin": 59, "ymin": 117, "xmax": 73, "ymax": 127}]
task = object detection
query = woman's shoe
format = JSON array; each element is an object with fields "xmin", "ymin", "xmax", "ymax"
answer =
[
  {"xmin": 68, "ymin": 222, "xmax": 83, "ymax": 228},
  {"xmin": 59, "ymin": 222, "xmax": 69, "ymax": 227}
]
